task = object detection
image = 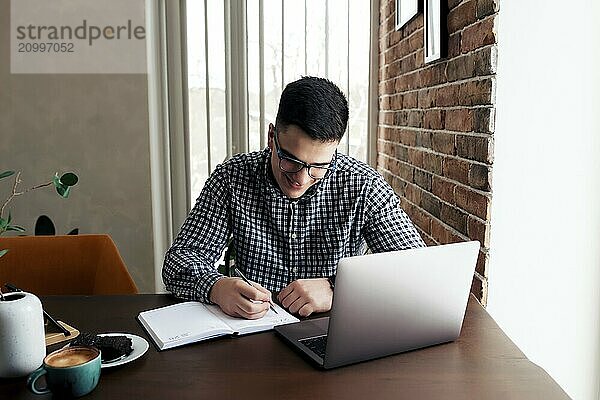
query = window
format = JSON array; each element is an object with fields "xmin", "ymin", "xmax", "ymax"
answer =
[{"xmin": 185, "ymin": 0, "xmax": 371, "ymax": 203}]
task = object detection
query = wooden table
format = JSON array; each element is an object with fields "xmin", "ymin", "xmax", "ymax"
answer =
[{"xmin": 0, "ymin": 295, "xmax": 569, "ymax": 399}]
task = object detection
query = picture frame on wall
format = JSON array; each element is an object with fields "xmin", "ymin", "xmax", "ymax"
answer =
[
  {"xmin": 395, "ymin": 0, "xmax": 419, "ymax": 30},
  {"xmin": 424, "ymin": 0, "xmax": 447, "ymax": 63}
]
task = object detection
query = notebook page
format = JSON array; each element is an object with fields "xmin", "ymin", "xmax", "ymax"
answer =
[
  {"xmin": 205, "ymin": 302, "xmax": 299, "ymax": 335},
  {"xmin": 139, "ymin": 302, "xmax": 232, "ymax": 349}
]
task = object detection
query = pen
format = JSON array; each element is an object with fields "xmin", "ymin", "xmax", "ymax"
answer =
[
  {"xmin": 5, "ymin": 283, "xmax": 71, "ymax": 337},
  {"xmin": 233, "ymin": 268, "xmax": 278, "ymax": 314}
]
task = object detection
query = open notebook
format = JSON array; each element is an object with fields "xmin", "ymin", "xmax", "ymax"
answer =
[{"xmin": 138, "ymin": 301, "xmax": 298, "ymax": 350}]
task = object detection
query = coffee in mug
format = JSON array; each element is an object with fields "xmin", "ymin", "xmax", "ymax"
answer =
[
  {"xmin": 27, "ymin": 346, "xmax": 101, "ymax": 398},
  {"xmin": 45, "ymin": 347, "xmax": 98, "ymax": 368}
]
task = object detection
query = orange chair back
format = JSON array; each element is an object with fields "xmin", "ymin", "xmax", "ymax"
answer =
[{"xmin": 0, "ymin": 234, "xmax": 138, "ymax": 295}]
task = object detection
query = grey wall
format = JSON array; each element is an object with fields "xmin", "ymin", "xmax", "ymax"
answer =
[{"xmin": 0, "ymin": 0, "xmax": 155, "ymax": 292}]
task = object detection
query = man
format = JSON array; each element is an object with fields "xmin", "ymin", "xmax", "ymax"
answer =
[{"xmin": 163, "ymin": 76, "xmax": 424, "ymax": 319}]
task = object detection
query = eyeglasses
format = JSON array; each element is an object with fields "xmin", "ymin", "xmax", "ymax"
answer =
[{"xmin": 273, "ymin": 129, "xmax": 336, "ymax": 180}]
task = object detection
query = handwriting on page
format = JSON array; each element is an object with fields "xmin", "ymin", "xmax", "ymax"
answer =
[{"xmin": 167, "ymin": 332, "xmax": 191, "ymax": 342}]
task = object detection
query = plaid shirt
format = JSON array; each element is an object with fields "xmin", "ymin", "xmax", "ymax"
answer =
[{"xmin": 163, "ymin": 148, "xmax": 425, "ymax": 303}]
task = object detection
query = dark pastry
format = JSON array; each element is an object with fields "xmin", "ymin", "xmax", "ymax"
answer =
[{"xmin": 71, "ymin": 333, "xmax": 133, "ymax": 362}]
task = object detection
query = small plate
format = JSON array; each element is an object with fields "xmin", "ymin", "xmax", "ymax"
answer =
[{"xmin": 97, "ymin": 333, "xmax": 149, "ymax": 369}]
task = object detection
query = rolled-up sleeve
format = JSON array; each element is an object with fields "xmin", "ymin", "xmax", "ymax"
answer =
[{"xmin": 162, "ymin": 165, "xmax": 231, "ymax": 303}]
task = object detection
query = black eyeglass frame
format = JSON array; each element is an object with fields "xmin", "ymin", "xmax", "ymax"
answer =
[{"xmin": 273, "ymin": 128, "xmax": 337, "ymax": 180}]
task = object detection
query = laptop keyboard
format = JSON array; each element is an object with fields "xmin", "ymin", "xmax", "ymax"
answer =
[{"xmin": 299, "ymin": 335, "xmax": 328, "ymax": 359}]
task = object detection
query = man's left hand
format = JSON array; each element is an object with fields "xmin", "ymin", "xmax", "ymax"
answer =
[{"xmin": 277, "ymin": 278, "xmax": 333, "ymax": 317}]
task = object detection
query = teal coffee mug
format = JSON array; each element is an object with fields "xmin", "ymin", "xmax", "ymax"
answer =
[{"xmin": 27, "ymin": 346, "xmax": 101, "ymax": 398}]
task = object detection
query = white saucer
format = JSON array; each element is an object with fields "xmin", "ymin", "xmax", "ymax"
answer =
[{"xmin": 97, "ymin": 333, "xmax": 149, "ymax": 369}]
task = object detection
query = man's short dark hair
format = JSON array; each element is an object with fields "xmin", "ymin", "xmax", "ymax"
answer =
[{"xmin": 275, "ymin": 76, "xmax": 349, "ymax": 142}]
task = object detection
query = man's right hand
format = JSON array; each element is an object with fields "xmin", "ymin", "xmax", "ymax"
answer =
[{"xmin": 209, "ymin": 277, "xmax": 272, "ymax": 319}]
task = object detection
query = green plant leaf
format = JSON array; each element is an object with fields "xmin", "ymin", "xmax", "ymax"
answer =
[
  {"xmin": 0, "ymin": 217, "xmax": 7, "ymax": 230},
  {"xmin": 6, "ymin": 225, "xmax": 25, "ymax": 232},
  {"xmin": 59, "ymin": 172, "xmax": 78, "ymax": 187},
  {"xmin": 53, "ymin": 173, "xmax": 61, "ymax": 188},
  {"xmin": 0, "ymin": 249, "xmax": 8, "ymax": 258},
  {"xmin": 56, "ymin": 185, "xmax": 70, "ymax": 198},
  {"xmin": 0, "ymin": 171, "xmax": 15, "ymax": 180}
]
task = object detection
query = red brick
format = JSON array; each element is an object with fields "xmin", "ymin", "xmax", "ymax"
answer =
[
  {"xmin": 476, "ymin": 0, "xmax": 499, "ymax": 19},
  {"xmin": 431, "ymin": 218, "xmax": 465, "ymax": 244},
  {"xmin": 408, "ymin": 148, "xmax": 424, "ymax": 168},
  {"xmin": 446, "ymin": 53, "xmax": 475, "ymax": 82},
  {"xmin": 397, "ymin": 161, "xmax": 415, "ymax": 182},
  {"xmin": 421, "ymin": 63, "xmax": 447, "ymax": 86},
  {"xmin": 394, "ymin": 71, "xmax": 422, "ymax": 93},
  {"xmin": 445, "ymin": 108, "xmax": 474, "ymax": 132},
  {"xmin": 468, "ymin": 216, "xmax": 490, "ymax": 247},
  {"xmin": 381, "ymin": 14, "xmax": 396, "ymax": 36},
  {"xmin": 379, "ymin": 38, "xmax": 387, "ymax": 54},
  {"xmin": 394, "ymin": 110, "xmax": 409, "ymax": 126},
  {"xmin": 462, "ymin": 16, "xmax": 497, "ymax": 53},
  {"xmin": 388, "ymin": 30, "xmax": 402, "ymax": 47},
  {"xmin": 473, "ymin": 107, "xmax": 495, "ymax": 134},
  {"xmin": 468, "ymin": 164, "xmax": 491, "ymax": 191},
  {"xmin": 449, "ymin": 0, "xmax": 464, "ymax": 10},
  {"xmin": 408, "ymin": 29, "xmax": 424, "ymax": 53},
  {"xmin": 416, "ymin": 131, "xmax": 432, "ymax": 148},
  {"xmin": 411, "ymin": 206, "xmax": 432, "ymax": 235},
  {"xmin": 443, "ymin": 157, "xmax": 470, "ymax": 184},
  {"xmin": 405, "ymin": 183, "xmax": 423, "ymax": 206},
  {"xmin": 418, "ymin": 89, "xmax": 436, "ymax": 109},
  {"xmin": 396, "ymin": 37, "xmax": 413, "ymax": 60},
  {"xmin": 423, "ymin": 109, "xmax": 445, "ymax": 129},
  {"xmin": 377, "ymin": 154, "xmax": 389, "ymax": 170},
  {"xmin": 381, "ymin": 169, "xmax": 394, "ymax": 186},
  {"xmin": 435, "ymin": 84, "xmax": 460, "ymax": 107},
  {"xmin": 394, "ymin": 144, "xmax": 409, "ymax": 161},
  {"xmin": 400, "ymin": 53, "xmax": 418, "ymax": 74},
  {"xmin": 398, "ymin": 129, "xmax": 417, "ymax": 146},
  {"xmin": 423, "ymin": 152, "xmax": 444, "ymax": 175},
  {"xmin": 414, "ymin": 169, "xmax": 432, "ymax": 191},
  {"xmin": 432, "ymin": 176, "xmax": 456, "ymax": 204},
  {"xmin": 447, "ymin": 1, "xmax": 477, "ymax": 34},
  {"xmin": 474, "ymin": 46, "xmax": 497, "ymax": 76},
  {"xmin": 470, "ymin": 275, "xmax": 487, "ymax": 304},
  {"xmin": 456, "ymin": 134, "xmax": 491, "ymax": 163},
  {"xmin": 432, "ymin": 132, "xmax": 455, "ymax": 155},
  {"xmin": 422, "ymin": 192, "xmax": 442, "ymax": 218},
  {"xmin": 379, "ymin": 96, "xmax": 391, "ymax": 110},
  {"xmin": 388, "ymin": 128, "xmax": 402, "ymax": 142},
  {"xmin": 407, "ymin": 110, "xmax": 423, "ymax": 128},
  {"xmin": 455, "ymin": 185, "xmax": 490, "ymax": 219},
  {"xmin": 390, "ymin": 93, "xmax": 403, "ymax": 110},
  {"xmin": 448, "ymin": 32, "xmax": 462, "ymax": 58},
  {"xmin": 380, "ymin": 0, "xmax": 393, "ymax": 19},
  {"xmin": 391, "ymin": 175, "xmax": 408, "ymax": 196},
  {"xmin": 422, "ymin": 233, "xmax": 437, "ymax": 246},
  {"xmin": 415, "ymin": 49, "xmax": 424, "ymax": 68},
  {"xmin": 475, "ymin": 249, "xmax": 488, "ymax": 276},
  {"xmin": 403, "ymin": 91, "xmax": 418, "ymax": 108},
  {"xmin": 379, "ymin": 111, "xmax": 394, "ymax": 125},
  {"xmin": 383, "ymin": 61, "xmax": 401, "ymax": 80},
  {"xmin": 441, "ymin": 204, "xmax": 468, "ymax": 235},
  {"xmin": 458, "ymin": 78, "xmax": 495, "ymax": 106}
]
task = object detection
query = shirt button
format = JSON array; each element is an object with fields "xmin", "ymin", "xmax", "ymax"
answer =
[{"xmin": 291, "ymin": 233, "xmax": 297, "ymax": 239}]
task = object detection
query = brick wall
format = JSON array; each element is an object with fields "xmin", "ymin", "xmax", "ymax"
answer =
[{"xmin": 377, "ymin": 0, "xmax": 498, "ymax": 304}]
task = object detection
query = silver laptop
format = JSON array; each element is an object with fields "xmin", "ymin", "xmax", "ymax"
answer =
[{"xmin": 274, "ymin": 241, "xmax": 479, "ymax": 369}]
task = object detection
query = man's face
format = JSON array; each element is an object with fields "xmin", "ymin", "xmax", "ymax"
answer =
[{"xmin": 268, "ymin": 124, "xmax": 338, "ymax": 199}]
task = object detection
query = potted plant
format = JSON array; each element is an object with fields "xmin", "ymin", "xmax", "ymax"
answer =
[{"xmin": 0, "ymin": 170, "xmax": 78, "ymax": 378}]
